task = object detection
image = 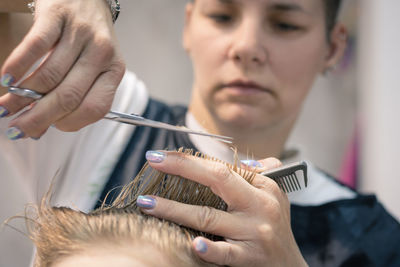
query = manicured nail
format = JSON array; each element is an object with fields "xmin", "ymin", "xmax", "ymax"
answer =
[
  {"xmin": 1, "ymin": 73, "xmax": 15, "ymax": 87},
  {"xmin": 137, "ymin": 195, "xmax": 156, "ymax": 209},
  {"xmin": 146, "ymin": 150, "xmax": 166, "ymax": 163},
  {"xmin": 241, "ymin": 159, "xmax": 263, "ymax": 168},
  {"xmin": 195, "ymin": 238, "xmax": 208, "ymax": 254},
  {"xmin": 6, "ymin": 127, "xmax": 24, "ymax": 140},
  {"xmin": 0, "ymin": 106, "xmax": 9, "ymax": 118}
]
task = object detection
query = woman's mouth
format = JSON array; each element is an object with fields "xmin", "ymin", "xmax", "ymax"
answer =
[{"xmin": 221, "ymin": 80, "xmax": 272, "ymax": 96}]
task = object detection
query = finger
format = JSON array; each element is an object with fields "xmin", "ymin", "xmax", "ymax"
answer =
[
  {"xmin": 258, "ymin": 157, "xmax": 282, "ymax": 170},
  {"xmin": 7, "ymin": 44, "xmax": 109, "ymax": 138},
  {"xmin": 53, "ymin": 59, "xmax": 125, "ymax": 131},
  {"xmin": 192, "ymin": 237, "xmax": 248, "ymax": 267},
  {"xmin": 5, "ymin": 107, "xmax": 48, "ymax": 140},
  {"xmin": 241, "ymin": 157, "xmax": 282, "ymax": 173},
  {"xmin": 0, "ymin": 33, "xmax": 86, "ymax": 117},
  {"xmin": 138, "ymin": 196, "xmax": 247, "ymax": 238},
  {"xmin": 21, "ymin": 25, "xmax": 87, "ymax": 93},
  {"xmin": 0, "ymin": 13, "xmax": 63, "ymax": 86},
  {"xmin": 20, "ymin": 18, "xmax": 89, "ymax": 93},
  {"xmin": 250, "ymin": 174, "xmax": 285, "ymax": 198},
  {"xmin": 241, "ymin": 157, "xmax": 284, "ymax": 192},
  {"xmin": 0, "ymin": 93, "xmax": 34, "ymax": 117},
  {"xmin": 146, "ymin": 151, "xmax": 256, "ymax": 210}
]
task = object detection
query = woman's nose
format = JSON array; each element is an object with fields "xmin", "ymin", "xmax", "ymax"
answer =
[{"xmin": 228, "ymin": 20, "xmax": 268, "ymax": 67}]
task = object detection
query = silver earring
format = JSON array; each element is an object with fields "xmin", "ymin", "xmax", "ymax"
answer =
[{"xmin": 323, "ymin": 65, "xmax": 337, "ymax": 76}]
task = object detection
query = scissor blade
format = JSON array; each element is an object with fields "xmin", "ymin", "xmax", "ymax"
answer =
[{"xmin": 105, "ymin": 111, "xmax": 234, "ymax": 143}]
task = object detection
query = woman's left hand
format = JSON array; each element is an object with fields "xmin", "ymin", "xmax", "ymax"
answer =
[{"xmin": 139, "ymin": 151, "xmax": 308, "ymax": 267}]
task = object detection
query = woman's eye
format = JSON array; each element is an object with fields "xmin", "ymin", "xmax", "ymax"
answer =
[
  {"xmin": 209, "ymin": 14, "xmax": 233, "ymax": 24},
  {"xmin": 274, "ymin": 22, "xmax": 300, "ymax": 32}
]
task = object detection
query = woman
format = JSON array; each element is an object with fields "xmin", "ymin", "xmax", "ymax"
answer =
[{"xmin": 1, "ymin": 0, "xmax": 399, "ymax": 266}]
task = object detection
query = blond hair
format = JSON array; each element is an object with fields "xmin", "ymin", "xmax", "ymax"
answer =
[{"xmin": 26, "ymin": 149, "xmax": 255, "ymax": 267}]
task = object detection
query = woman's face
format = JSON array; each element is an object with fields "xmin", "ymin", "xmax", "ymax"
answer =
[{"xmin": 185, "ymin": 0, "xmax": 343, "ymax": 132}]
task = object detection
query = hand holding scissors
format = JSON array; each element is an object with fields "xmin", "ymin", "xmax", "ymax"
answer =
[
  {"xmin": 0, "ymin": 0, "xmax": 125, "ymax": 139},
  {"xmin": 6, "ymin": 86, "xmax": 233, "ymax": 143}
]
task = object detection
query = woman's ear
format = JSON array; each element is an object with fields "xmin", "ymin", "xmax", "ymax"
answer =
[
  {"xmin": 323, "ymin": 23, "xmax": 348, "ymax": 73},
  {"xmin": 182, "ymin": 2, "xmax": 194, "ymax": 54}
]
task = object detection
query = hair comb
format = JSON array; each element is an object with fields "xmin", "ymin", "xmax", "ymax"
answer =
[{"xmin": 261, "ymin": 161, "xmax": 308, "ymax": 193}]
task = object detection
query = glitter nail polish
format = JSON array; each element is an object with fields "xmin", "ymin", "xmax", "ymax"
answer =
[
  {"xmin": 6, "ymin": 127, "xmax": 24, "ymax": 140},
  {"xmin": 1, "ymin": 73, "xmax": 15, "ymax": 87},
  {"xmin": 137, "ymin": 195, "xmax": 156, "ymax": 209},
  {"xmin": 0, "ymin": 106, "xmax": 9, "ymax": 118},
  {"xmin": 146, "ymin": 151, "xmax": 166, "ymax": 163}
]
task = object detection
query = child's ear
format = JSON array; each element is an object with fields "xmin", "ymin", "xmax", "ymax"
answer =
[
  {"xmin": 182, "ymin": 2, "xmax": 194, "ymax": 54},
  {"xmin": 323, "ymin": 23, "xmax": 348, "ymax": 73}
]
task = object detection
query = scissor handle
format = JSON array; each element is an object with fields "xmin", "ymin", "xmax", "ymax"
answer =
[{"xmin": 8, "ymin": 86, "xmax": 44, "ymax": 100}]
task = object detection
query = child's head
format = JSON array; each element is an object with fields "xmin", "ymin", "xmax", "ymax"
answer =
[{"xmin": 31, "ymin": 206, "xmax": 211, "ymax": 267}]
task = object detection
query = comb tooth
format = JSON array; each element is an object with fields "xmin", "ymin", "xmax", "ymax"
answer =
[
  {"xmin": 284, "ymin": 176, "xmax": 292, "ymax": 193},
  {"xmin": 279, "ymin": 176, "xmax": 289, "ymax": 193},
  {"xmin": 290, "ymin": 176, "xmax": 296, "ymax": 192},
  {"xmin": 279, "ymin": 176, "xmax": 290, "ymax": 193},
  {"xmin": 292, "ymin": 173, "xmax": 301, "ymax": 190},
  {"xmin": 293, "ymin": 173, "xmax": 301, "ymax": 189},
  {"xmin": 274, "ymin": 177, "xmax": 283, "ymax": 192},
  {"xmin": 274, "ymin": 177, "xmax": 284, "ymax": 192},
  {"xmin": 292, "ymin": 175, "xmax": 299, "ymax": 191},
  {"xmin": 282, "ymin": 175, "xmax": 292, "ymax": 193},
  {"xmin": 278, "ymin": 178, "xmax": 286, "ymax": 192},
  {"xmin": 294, "ymin": 174, "xmax": 301, "ymax": 190},
  {"xmin": 289, "ymin": 174, "xmax": 299, "ymax": 191},
  {"xmin": 286, "ymin": 174, "xmax": 296, "ymax": 192}
]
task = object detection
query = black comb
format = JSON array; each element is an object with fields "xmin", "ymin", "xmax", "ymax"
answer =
[{"xmin": 261, "ymin": 161, "xmax": 308, "ymax": 193}]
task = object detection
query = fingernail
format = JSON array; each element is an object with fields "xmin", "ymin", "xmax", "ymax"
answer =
[
  {"xmin": 1, "ymin": 73, "xmax": 15, "ymax": 87},
  {"xmin": 137, "ymin": 195, "xmax": 156, "ymax": 209},
  {"xmin": 146, "ymin": 150, "xmax": 166, "ymax": 163},
  {"xmin": 0, "ymin": 106, "xmax": 9, "ymax": 118},
  {"xmin": 6, "ymin": 127, "xmax": 24, "ymax": 140},
  {"xmin": 195, "ymin": 238, "xmax": 208, "ymax": 254},
  {"xmin": 241, "ymin": 159, "xmax": 263, "ymax": 168}
]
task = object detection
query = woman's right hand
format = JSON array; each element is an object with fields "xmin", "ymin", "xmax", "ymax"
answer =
[
  {"xmin": 139, "ymin": 151, "xmax": 308, "ymax": 267},
  {"xmin": 0, "ymin": 0, "xmax": 125, "ymax": 139}
]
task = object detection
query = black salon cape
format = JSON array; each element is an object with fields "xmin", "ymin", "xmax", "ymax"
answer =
[{"xmin": 98, "ymin": 99, "xmax": 400, "ymax": 267}]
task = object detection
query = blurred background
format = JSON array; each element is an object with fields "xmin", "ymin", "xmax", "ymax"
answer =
[
  {"xmin": 115, "ymin": 0, "xmax": 400, "ymax": 218},
  {"xmin": 116, "ymin": 0, "xmax": 357, "ymax": 177},
  {"xmin": 1, "ymin": 0, "xmax": 399, "ymax": 266}
]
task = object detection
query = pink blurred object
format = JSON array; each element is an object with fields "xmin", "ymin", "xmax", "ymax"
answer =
[{"xmin": 339, "ymin": 124, "xmax": 359, "ymax": 189}]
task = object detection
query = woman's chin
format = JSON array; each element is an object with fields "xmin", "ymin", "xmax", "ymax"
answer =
[{"xmin": 216, "ymin": 108, "xmax": 265, "ymax": 130}]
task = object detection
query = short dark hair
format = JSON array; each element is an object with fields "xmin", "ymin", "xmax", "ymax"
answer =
[{"xmin": 323, "ymin": 0, "xmax": 342, "ymax": 35}]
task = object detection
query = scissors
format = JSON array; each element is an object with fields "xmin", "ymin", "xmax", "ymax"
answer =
[{"xmin": 8, "ymin": 86, "xmax": 234, "ymax": 143}]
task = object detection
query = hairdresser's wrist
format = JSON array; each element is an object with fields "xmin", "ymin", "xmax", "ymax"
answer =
[
  {"xmin": 25, "ymin": 0, "xmax": 120, "ymax": 24},
  {"xmin": 103, "ymin": 0, "xmax": 120, "ymax": 24}
]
